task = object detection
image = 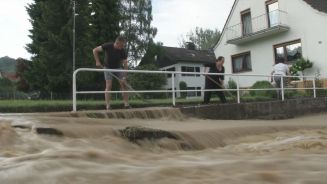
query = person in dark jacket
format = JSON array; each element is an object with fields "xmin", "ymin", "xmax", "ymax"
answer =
[{"xmin": 203, "ymin": 56, "xmax": 227, "ymax": 104}]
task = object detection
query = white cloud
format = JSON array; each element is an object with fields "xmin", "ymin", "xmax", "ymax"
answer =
[
  {"xmin": 152, "ymin": 0, "xmax": 234, "ymax": 47},
  {"xmin": 0, "ymin": 0, "xmax": 33, "ymax": 59},
  {"xmin": 0, "ymin": 0, "xmax": 234, "ymax": 59}
]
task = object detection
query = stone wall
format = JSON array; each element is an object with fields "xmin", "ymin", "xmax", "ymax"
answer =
[{"xmin": 180, "ymin": 97, "xmax": 327, "ymax": 120}]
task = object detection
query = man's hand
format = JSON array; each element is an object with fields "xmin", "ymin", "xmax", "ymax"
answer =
[{"xmin": 220, "ymin": 80, "xmax": 225, "ymax": 87}]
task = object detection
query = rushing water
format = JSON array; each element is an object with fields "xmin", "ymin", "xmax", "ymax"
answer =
[{"xmin": 1, "ymin": 111, "xmax": 327, "ymax": 184}]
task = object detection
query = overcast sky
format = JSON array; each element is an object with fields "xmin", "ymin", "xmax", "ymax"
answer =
[{"xmin": 0, "ymin": 0, "xmax": 234, "ymax": 60}]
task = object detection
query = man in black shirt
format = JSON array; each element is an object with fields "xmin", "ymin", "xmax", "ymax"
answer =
[
  {"xmin": 93, "ymin": 36, "xmax": 130, "ymax": 110},
  {"xmin": 203, "ymin": 56, "xmax": 227, "ymax": 104}
]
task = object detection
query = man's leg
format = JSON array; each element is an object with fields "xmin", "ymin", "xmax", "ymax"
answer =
[
  {"xmin": 119, "ymin": 79, "xmax": 129, "ymax": 107},
  {"xmin": 203, "ymin": 78, "xmax": 212, "ymax": 104},
  {"xmin": 217, "ymin": 89, "xmax": 227, "ymax": 103},
  {"xmin": 274, "ymin": 76, "xmax": 281, "ymax": 99},
  {"xmin": 105, "ymin": 80, "xmax": 112, "ymax": 109}
]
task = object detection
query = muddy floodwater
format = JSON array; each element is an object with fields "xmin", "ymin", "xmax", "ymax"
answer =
[{"xmin": 1, "ymin": 111, "xmax": 327, "ymax": 184}]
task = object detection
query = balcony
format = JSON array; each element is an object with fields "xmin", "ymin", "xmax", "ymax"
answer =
[{"xmin": 226, "ymin": 10, "xmax": 290, "ymax": 45}]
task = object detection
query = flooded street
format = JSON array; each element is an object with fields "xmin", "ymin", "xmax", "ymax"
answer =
[{"xmin": 1, "ymin": 112, "xmax": 327, "ymax": 184}]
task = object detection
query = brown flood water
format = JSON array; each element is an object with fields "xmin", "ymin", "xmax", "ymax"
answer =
[{"xmin": 1, "ymin": 111, "xmax": 327, "ymax": 184}]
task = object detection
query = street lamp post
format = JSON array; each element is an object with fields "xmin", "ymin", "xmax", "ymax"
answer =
[{"xmin": 73, "ymin": 0, "xmax": 76, "ymax": 72}]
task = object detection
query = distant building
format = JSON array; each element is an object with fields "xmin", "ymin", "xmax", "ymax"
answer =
[
  {"xmin": 0, "ymin": 72, "xmax": 19, "ymax": 82},
  {"xmin": 155, "ymin": 44, "xmax": 216, "ymax": 98}
]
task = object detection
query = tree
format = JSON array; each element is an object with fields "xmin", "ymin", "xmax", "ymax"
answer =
[
  {"xmin": 290, "ymin": 58, "xmax": 313, "ymax": 79},
  {"xmin": 25, "ymin": 0, "xmax": 157, "ymax": 96},
  {"xmin": 0, "ymin": 78, "xmax": 15, "ymax": 99},
  {"xmin": 82, "ymin": 0, "xmax": 122, "ymax": 93},
  {"xmin": 139, "ymin": 41, "xmax": 163, "ymax": 66},
  {"xmin": 25, "ymin": 0, "xmax": 99, "ymax": 96},
  {"xmin": 179, "ymin": 27, "xmax": 221, "ymax": 50},
  {"xmin": 26, "ymin": 0, "xmax": 75, "ymax": 96},
  {"xmin": 179, "ymin": 81, "xmax": 187, "ymax": 98},
  {"xmin": 128, "ymin": 64, "xmax": 166, "ymax": 99},
  {"xmin": 90, "ymin": 0, "xmax": 121, "ymax": 46},
  {"xmin": 120, "ymin": 0, "xmax": 157, "ymax": 65},
  {"xmin": 16, "ymin": 58, "xmax": 30, "ymax": 92}
]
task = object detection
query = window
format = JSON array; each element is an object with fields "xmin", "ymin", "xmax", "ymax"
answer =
[
  {"xmin": 274, "ymin": 40, "xmax": 302, "ymax": 64},
  {"xmin": 167, "ymin": 88, "xmax": 177, "ymax": 97},
  {"xmin": 266, "ymin": 0, "xmax": 279, "ymax": 27},
  {"xmin": 232, "ymin": 52, "xmax": 252, "ymax": 73},
  {"xmin": 165, "ymin": 67, "xmax": 175, "ymax": 78},
  {"xmin": 181, "ymin": 66, "xmax": 200, "ymax": 77},
  {"xmin": 187, "ymin": 87, "xmax": 202, "ymax": 97},
  {"xmin": 241, "ymin": 10, "xmax": 252, "ymax": 36}
]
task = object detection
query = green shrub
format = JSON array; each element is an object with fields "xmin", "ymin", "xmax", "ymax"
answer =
[
  {"xmin": 227, "ymin": 78, "xmax": 237, "ymax": 96},
  {"xmin": 284, "ymin": 90, "xmax": 306, "ymax": 98},
  {"xmin": 250, "ymin": 81, "xmax": 276, "ymax": 98},
  {"xmin": 179, "ymin": 81, "xmax": 187, "ymax": 98}
]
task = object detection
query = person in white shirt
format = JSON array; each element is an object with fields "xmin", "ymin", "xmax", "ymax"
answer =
[{"xmin": 271, "ymin": 60, "xmax": 290, "ymax": 99}]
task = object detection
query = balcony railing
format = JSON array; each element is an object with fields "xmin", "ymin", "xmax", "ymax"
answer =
[{"xmin": 226, "ymin": 10, "xmax": 289, "ymax": 44}]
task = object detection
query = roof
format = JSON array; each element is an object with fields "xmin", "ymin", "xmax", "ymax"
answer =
[
  {"xmin": 214, "ymin": 0, "xmax": 238, "ymax": 50},
  {"xmin": 303, "ymin": 0, "xmax": 327, "ymax": 13},
  {"xmin": 157, "ymin": 47, "xmax": 216, "ymax": 68}
]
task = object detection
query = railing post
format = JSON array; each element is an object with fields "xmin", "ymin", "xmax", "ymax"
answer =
[
  {"xmin": 172, "ymin": 72, "xmax": 176, "ymax": 106},
  {"xmin": 313, "ymin": 77, "xmax": 317, "ymax": 98},
  {"xmin": 281, "ymin": 76, "xmax": 285, "ymax": 101},
  {"xmin": 73, "ymin": 70, "xmax": 77, "ymax": 112},
  {"xmin": 237, "ymin": 76, "xmax": 240, "ymax": 104}
]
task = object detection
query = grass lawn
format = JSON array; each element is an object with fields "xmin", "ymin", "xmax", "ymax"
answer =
[
  {"xmin": 0, "ymin": 98, "xmax": 203, "ymax": 113},
  {"xmin": 0, "ymin": 95, "xmax": 277, "ymax": 113}
]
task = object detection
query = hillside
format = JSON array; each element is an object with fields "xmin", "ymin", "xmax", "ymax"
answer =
[{"xmin": 0, "ymin": 56, "xmax": 16, "ymax": 73}]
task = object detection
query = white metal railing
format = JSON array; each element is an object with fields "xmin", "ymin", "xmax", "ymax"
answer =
[
  {"xmin": 226, "ymin": 10, "xmax": 288, "ymax": 41},
  {"xmin": 72, "ymin": 68, "xmax": 326, "ymax": 111}
]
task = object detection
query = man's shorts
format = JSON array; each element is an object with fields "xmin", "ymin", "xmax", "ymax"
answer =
[{"xmin": 104, "ymin": 68, "xmax": 125, "ymax": 81}]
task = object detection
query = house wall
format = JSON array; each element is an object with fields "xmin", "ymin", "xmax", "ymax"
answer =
[
  {"xmin": 215, "ymin": 0, "xmax": 327, "ymax": 87},
  {"xmin": 161, "ymin": 63, "xmax": 206, "ymax": 98}
]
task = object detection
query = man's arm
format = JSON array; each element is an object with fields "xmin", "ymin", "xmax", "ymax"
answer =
[
  {"xmin": 93, "ymin": 46, "xmax": 103, "ymax": 68},
  {"xmin": 285, "ymin": 65, "xmax": 290, "ymax": 75},
  {"xmin": 270, "ymin": 68, "xmax": 275, "ymax": 82},
  {"xmin": 219, "ymin": 67, "xmax": 225, "ymax": 85}
]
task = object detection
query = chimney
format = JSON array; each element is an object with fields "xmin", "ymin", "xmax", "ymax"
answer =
[{"xmin": 186, "ymin": 42, "xmax": 196, "ymax": 50}]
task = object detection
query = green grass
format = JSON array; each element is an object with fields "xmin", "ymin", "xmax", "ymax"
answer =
[
  {"xmin": 0, "ymin": 95, "xmax": 299, "ymax": 113},
  {"xmin": 0, "ymin": 98, "xmax": 204, "ymax": 113}
]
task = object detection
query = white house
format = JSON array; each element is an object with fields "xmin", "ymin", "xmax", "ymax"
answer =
[
  {"xmin": 215, "ymin": 0, "xmax": 327, "ymax": 87},
  {"xmin": 155, "ymin": 45, "xmax": 215, "ymax": 98}
]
